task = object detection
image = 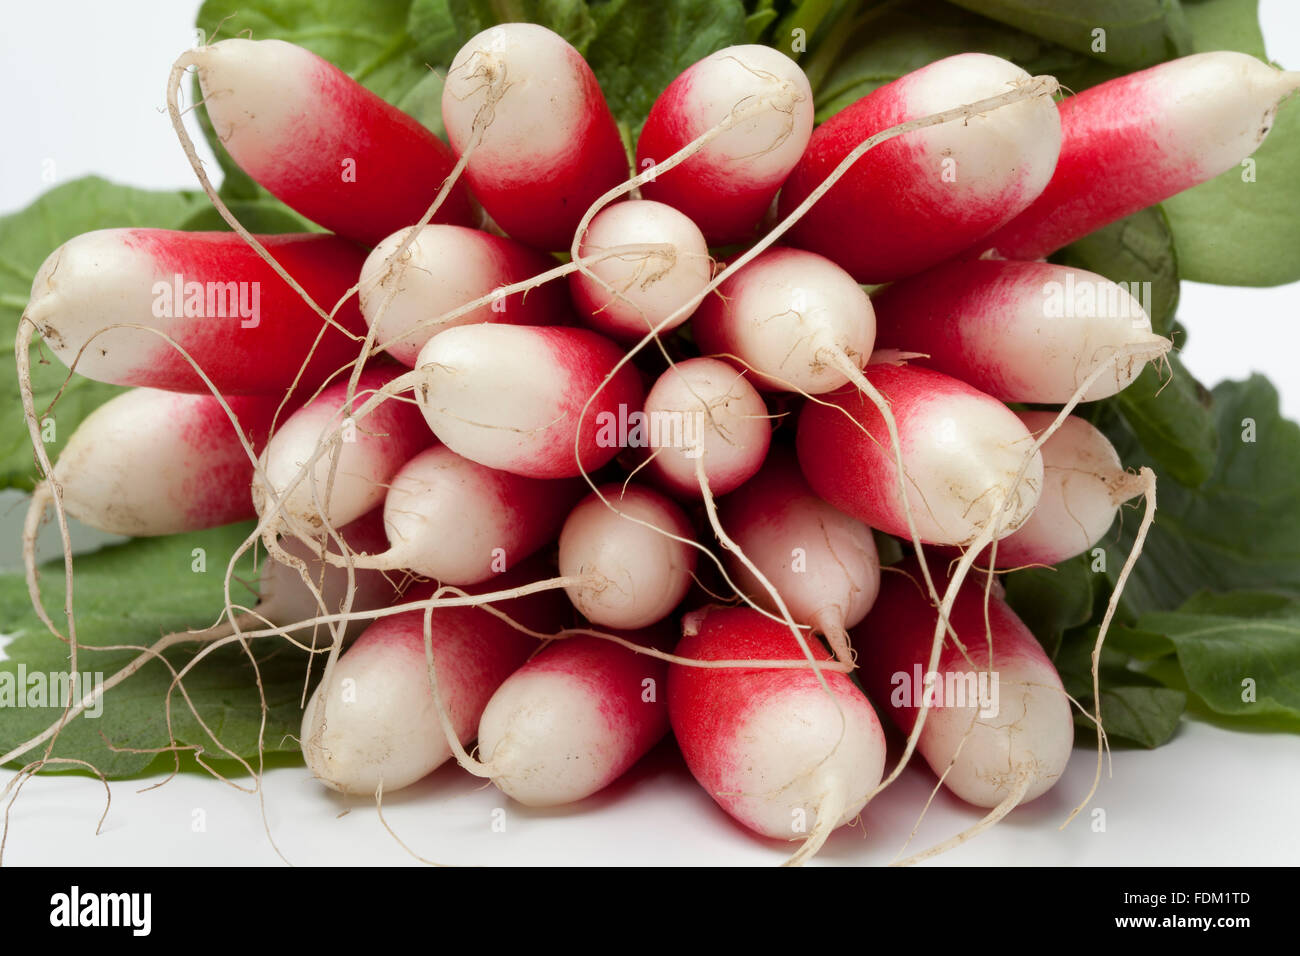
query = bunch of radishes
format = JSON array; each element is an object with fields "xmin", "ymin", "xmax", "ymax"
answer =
[{"xmin": 18, "ymin": 21, "xmax": 1299, "ymax": 865}]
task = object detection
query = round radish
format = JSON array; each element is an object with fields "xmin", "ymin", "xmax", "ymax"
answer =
[
  {"xmin": 558, "ymin": 484, "xmax": 697, "ymax": 629},
  {"xmin": 569, "ymin": 200, "xmax": 712, "ymax": 342}
]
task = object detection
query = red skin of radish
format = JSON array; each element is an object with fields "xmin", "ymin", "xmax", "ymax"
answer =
[
  {"xmin": 476, "ymin": 625, "xmax": 672, "ymax": 805},
  {"xmin": 28, "ymin": 230, "xmax": 370, "ymax": 394},
  {"xmin": 796, "ymin": 363, "xmax": 1043, "ymax": 545},
  {"xmin": 852, "ymin": 559, "xmax": 1073, "ymax": 806},
  {"xmin": 976, "ymin": 52, "xmax": 1300, "ymax": 260},
  {"xmin": 777, "ymin": 54, "xmax": 1060, "ymax": 282},
  {"xmin": 194, "ymin": 39, "xmax": 473, "ymax": 245},
  {"xmin": 669, "ymin": 606, "xmax": 885, "ymax": 840},
  {"xmin": 441, "ymin": 25, "xmax": 627, "ymax": 250}
]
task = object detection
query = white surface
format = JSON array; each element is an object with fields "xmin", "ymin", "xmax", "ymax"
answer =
[{"xmin": 1, "ymin": 0, "xmax": 1299, "ymax": 866}]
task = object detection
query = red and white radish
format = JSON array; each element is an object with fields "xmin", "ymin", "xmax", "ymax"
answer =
[
  {"xmin": 853, "ymin": 559, "xmax": 1073, "ymax": 816},
  {"xmin": 323, "ymin": 445, "xmax": 582, "ymax": 584},
  {"xmin": 718, "ymin": 452, "xmax": 879, "ymax": 662},
  {"xmin": 669, "ymin": 605, "xmax": 886, "ymax": 864},
  {"xmin": 640, "ymin": 357, "xmax": 771, "ymax": 498},
  {"xmin": 692, "ymin": 247, "xmax": 875, "ymax": 394},
  {"xmin": 37, "ymin": 388, "xmax": 281, "ymax": 536},
  {"xmin": 441, "ymin": 23, "xmax": 627, "ymax": 249},
  {"xmin": 778, "ymin": 53, "xmax": 1061, "ymax": 282},
  {"xmin": 637, "ymin": 44, "xmax": 814, "ymax": 243},
  {"xmin": 26, "ymin": 229, "xmax": 369, "ymax": 393},
  {"xmin": 796, "ymin": 362, "xmax": 1044, "ymax": 546},
  {"xmin": 360, "ymin": 225, "xmax": 570, "ymax": 366},
  {"xmin": 872, "ymin": 260, "xmax": 1170, "ymax": 403},
  {"xmin": 300, "ymin": 563, "xmax": 566, "ymax": 794},
  {"xmin": 991, "ymin": 412, "xmax": 1148, "ymax": 569},
  {"xmin": 253, "ymin": 365, "xmax": 430, "ymax": 538},
  {"xmin": 977, "ymin": 52, "xmax": 1300, "ymax": 260},
  {"xmin": 413, "ymin": 324, "xmax": 643, "ymax": 479},
  {"xmin": 473, "ymin": 626, "xmax": 671, "ymax": 806},
  {"xmin": 569, "ymin": 200, "xmax": 712, "ymax": 341},
  {"xmin": 189, "ymin": 38, "xmax": 473, "ymax": 244},
  {"xmin": 558, "ymin": 484, "xmax": 697, "ymax": 629}
]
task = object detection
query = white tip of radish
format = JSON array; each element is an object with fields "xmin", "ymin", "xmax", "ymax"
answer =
[
  {"xmin": 571, "ymin": 200, "xmax": 712, "ymax": 340},
  {"xmin": 643, "ymin": 357, "xmax": 771, "ymax": 497},
  {"xmin": 558, "ymin": 485, "xmax": 697, "ymax": 628}
]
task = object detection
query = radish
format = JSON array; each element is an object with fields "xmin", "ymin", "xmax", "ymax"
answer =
[
  {"xmin": 320, "ymin": 445, "xmax": 582, "ymax": 585},
  {"xmin": 568, "ymin": 200, "xmax": 712, "ymax": 342},
  {"xmin": 25, "ymin": 229, "xmax": 369, "ymax": 393},
  {"xmin": 300, "ymin": 563, "xmax": 567, "ymax": 795},
  {"xmin": 31, "ymin": 388, "xmax": 281, "ymax": 537},
  {"xmin": 360, "ymin": 225, "xmax": 570, "ymax": 366},
  {"xmin": 413, "ymin": 324, "xmax": 644, "ymax": 479},
  {"xmin": 441, "ymin": 23, "xmax": 627, "ymax": 249},
  {"xmin": 558, "ymin": 484, "xmax": 697, "ymax": 629},
  {"xmin": 636, "ymin": 45, "xmax": 814, "ymax": 243},
  {"xmin": 691, "ymin": 247, "xmax": 875, "ymax": 395},
  {"xmin": 640, "ymin": 357, "xmax": 771, "ymax": 498},
  {"xmin": 471, "ymin": 625, "xmax": 672, "ymax": 806},
  {"xmin": 669, "ymin": 605, "xmax": 887, "ymax": 864},
  {"xmin": 852, "ymin": 559, "xmax": 1072, "ymax": 858},
  {"xmin": 977, "ymin": 52, "xmax": 1300, "ymax": 260},
  {"xmin": 188, "ymin": 38, "xmax": 473, "ymax": 245},
  {"xmin": 717, "ymin": 451, "xmax": 879, "ymax": 663},
  {"xmin": 991, "ymin": 412, "xmax": 1149, "ymax": 569},
  {"xmin": 871, "ymin": 260, "xmax": 1171, "ymax": 403},
  {"xmin": 778, "ymin": 53, "xmax": 1061, "ymax": 282},
  {"xmin": 796, "ymin": 362, "xmax": 1044, "ymax": 547},
  {"xmin": 252, "ymin": 365, "xmax": 430, "ymax": 540}
]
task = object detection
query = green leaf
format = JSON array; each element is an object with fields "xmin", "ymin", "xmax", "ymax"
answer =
[
  {"xmin": 1181, "ymin": 0, "xmax": 1265, "ymax": 58},
  {"xmin": 177, "ymin": 200, "xmax": 321, "ymax": 234},
  {"xmin": 744, "ymin": 0, "xmax": 781, "ymax": 42},
  {"xmin": 945, "ymin": 0, "xmax": 1193, "ymax": 68},
  {"xmin": 395, "ymin": 67, "xmax": 450, "ymax": 141},
  {"xmin": 1136, "ymin": 591, "xmax": 1300, "ymax": 721},
  {"xmin": 1003, "ymin": 553, "xmax": 1096, "ymax": 658},
  {"xmin": 1101, "ymin": 375, "xmax": 1300, "ymax": 618},
  {"xmin": 0, "ymin": 524, "xmax": 312, "ymax": 778},
  {"xmin": 408, "ymin": 0, "xmax": 599, "ymax": 66},
  {"xmin": 1112, "ymin": 351, "xmax": 1218, "ymax": 488},
  {"xmin": 0, "ymin": 178, "xmax": 207, "ymax": 492},
  {"xmin": 585, "ymin": 0, "xmax": 749, "ymax": 130},
  {"xmin": 1053, "ymin": 205, "xmax": 1180, "ymax": 334}
]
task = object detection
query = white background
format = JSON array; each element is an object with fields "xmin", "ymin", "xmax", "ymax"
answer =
[{"xmin": 0, "ymin": 0, "xmax": 1297, "ymax": 866}]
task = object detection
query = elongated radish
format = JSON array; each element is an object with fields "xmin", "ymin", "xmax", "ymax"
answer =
[
  {"xmin": 361, "ymin": 225, "xmax": 570, "ymax": 366},
  {"xmin": 692, "ymin": 247, "xmax": 875, "ymax": 394},
  {"xmin": 300, "ymin": 562, "xmax": 567, "ymax": 794},
  {"xmin": 796, "ymin": 362, "xmax": 1044, "ymax": 546},
  {"xmin": 474, "ymin": 625, "xmax": 672, "ymax": 806},
  {"xmin": 26, "ymin": 229, "xmax": 368, "ymax": 393},
  {"xmin": 872, "ymin": 260, "xmax": 1170, "ymax": 403},
  {"xmin": 558, "ymin": 484, "xmax": 697, "ymax": 629},
  {"xmin": 569, "ymin": 200, "xmax": 712, "ymax": 341},
  {"xmin": 252, "ymin": 365, "xmax": 430, "ymax": 538},
  {"xmin": 669, "ymin": 605, "xmax": 886, "ymax": 864},
  {"xmin": 718, "ymin": 451, "xmax": 879, "ymax": 662},
  {"xmin": 991, "ymin": 412, "xmax": 1148, "ymax": 568},
  {"xmin": 322, "ymin": 445, "xmax": 582, "ymax": 584},
  {"xmin": 640, "ymin": 357, "xmax": 771, "ymax": 498},
  {"xmin": 441, "ymin": 23, "xmax": 627, "ymax": 249},
  {"xmin": 778, "ymin": 53, "xmax": 1061, "ymax": 282},
  {"xmin": 852, "ymin": 559, "xmax": 1073, "ymax": 813},
  {"xmin": 636, "ymin": 45, "xmax": 814, "ymax": 243},
  {"xmin": 976, "ymin": 52, "xmax": 1300, "ymax": 261},
  {"xmin": 189, "ymin": 38, "xmax": 473, "ymax": 244},
  {"xmin": 35, "ymin": 388, "xmax": 281, "ymax": 536},
  {"xmin": 414, "ymin": 324, "xmax": 643, "ymax": 479}
]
